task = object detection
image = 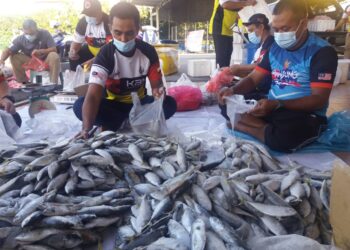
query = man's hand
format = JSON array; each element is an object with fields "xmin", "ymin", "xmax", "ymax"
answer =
[
  {"xmin": 249, "ymin": 99, "xmax": 278, "ymax": 117},
  {"xmin": 31, "ymin": 49, "xmax": 44, "ymax": 57},
  {"xmin": 152, "ymin": 87, "xmax": 164, "ymax": 99},
  {"xmin": 218, "ymin": 86, "xmax": 234, "ymax": 105},
  {"xmin": 68, "ymin": 49, "xmax": 80, "ymax": 60},
  {"xmin": 74, "ymin": 129, "xmax": 90, "ymax": 140},
  {"xmin": 82, "ymin": 58, "xmax": 94, "ymax": 71},
  {"xmin": 0, "ymin": 98, "xmax": 16, "ymax": 114}
]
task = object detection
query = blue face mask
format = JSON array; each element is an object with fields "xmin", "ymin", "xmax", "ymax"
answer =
[
  {"xmin": 248, "ymin": 32, "xmax": 261, "ymax": 44},
  {"xmin": 113, "ymin": 39, "xmax": 136, "ymax": 53},
  {"xmin": 25, "ymin": 34, "xmax": 37, "ymax": 42},
  {"xmin": 274, "ymin": 21, "xmax": 304, "ymax": 49},
  {"xmin": 85, "ymin": 16, "xmax": 98, "ymax": 25}
]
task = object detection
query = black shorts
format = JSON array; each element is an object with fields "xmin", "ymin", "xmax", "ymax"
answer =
[{"xmin": 264, "ymin": 108, "xmax": 327, "ymax": 152}]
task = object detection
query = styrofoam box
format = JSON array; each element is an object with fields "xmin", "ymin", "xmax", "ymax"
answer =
[
  {"xmin": 187, "ymin": 59, "xmax": 212, "ymax": 77},
  {"xmin": 50, "ymin": 94, "xmax": 78, "ymax": 104},
  {"xmin": 334, "ymin": 59, "xmax": 350, "ymax": 86},
  {"xmin": 308, "ymin": 19, "xmax": 335, "ymax": 32}
]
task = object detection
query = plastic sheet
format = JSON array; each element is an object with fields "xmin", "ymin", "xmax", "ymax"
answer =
[
  {"xmin": 129, "ymin": 92, "xmax": 168, "ymax": 138},
  {"xmin": 16, "ymin": 108, "xmax": 81, "ymax": 144}
]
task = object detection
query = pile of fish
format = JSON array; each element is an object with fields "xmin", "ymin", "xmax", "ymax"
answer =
[{"xmin": 0, "ymin": 131, "xmax": 332, "ymax": 250}]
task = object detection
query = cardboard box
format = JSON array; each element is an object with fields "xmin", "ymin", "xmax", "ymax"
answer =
[
  {"xmin": 74, "ymin": 84, "xmax": 89, "ymax": 97},
  {"xmin": 330, "ymin": 160, "xmax": 350, "ymax": 249}
]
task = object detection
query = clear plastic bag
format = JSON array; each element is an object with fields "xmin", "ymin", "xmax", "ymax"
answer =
[
  {"xmin": 172, "ymin": 73, "xmax": 197, "ymax": 87},
  {"xmin": 129, "ymin": 92, "xmax": 168, "ymax": 137},
  {"xmin": 63, "ymin": 65, "xmax": 85, "ymax": 92},
  {"xmin": 225, "ymin": 94, "xmax": 257, "ymax": 127}
]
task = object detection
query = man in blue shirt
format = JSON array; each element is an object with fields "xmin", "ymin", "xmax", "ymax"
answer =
[{"xmin": 219, "ymin": 0, "xmax": 338, "ymax": 152}]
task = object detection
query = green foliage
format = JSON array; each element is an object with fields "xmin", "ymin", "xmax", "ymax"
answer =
[{"xmin": 0, "ymin": 2, "xmax": 79, "ymax": 50}]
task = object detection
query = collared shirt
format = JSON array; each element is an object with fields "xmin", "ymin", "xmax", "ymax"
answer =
[
  {"xmin": 9, "ymin": 29, "xmax": 55, "ymax": 58},
  {"xmin": 256, "ymin": 33, "xmax": 338, "ymax": 116},
  {"xmin": 89, "ymin": 39, "xmax": 162, "ymax": 104}
]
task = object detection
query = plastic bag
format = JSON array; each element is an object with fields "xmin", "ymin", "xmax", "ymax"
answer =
[
  {"xmin": 63, "ymin": 65, "xmax": 85, "ymax": 92},
  {"xmin": 22, "ymin": 55, "xmax": 49, "ymax": 72},
  {"xmin": 206, "ymin": 68, "xmax": 234, "ymax": 93},
  {"xmin": 172, "ymin": 73, "xmax": 197, "ymax": 87},
  {"xmin": 0, "ymin": 111, "xmax": 19, "ymax": 150},
  {"xmin": 129, "ymin": 92, "xmax": 168, "ymax": 137},
  {"xmin": 225, "ymin": 94, "xmax": 257, "ymax": 127},
  {"xmin": 168, "ymin": 86, "xmax": 202, "ymax": 111}
]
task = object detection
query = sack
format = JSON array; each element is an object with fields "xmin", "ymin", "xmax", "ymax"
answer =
[
  {"xmin": 168, "ymin": 86, "xmax": 202, "ymax": 111},
  {"xmin": 129, "ymin": 92, "xmax": 168, "ymax": 137},
  {"xmin": 225, "ymin": 95, "xmax": 257, "ymax": 127},
  {"xmin": 63, "ymin": 65, "xmax": 86, "ymax": 92},
  {"xmin": 22, "ymin": 56, "xmax": 49, "ymax": 72}
]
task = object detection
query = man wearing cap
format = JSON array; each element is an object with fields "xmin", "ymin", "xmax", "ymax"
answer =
[
  {"xmin": 218, "ymin": 13, "xmax": 274, "ymax": 122},
  {"xmin": 0, "ymin": 19, "xmax": 60, "ymax": 84},
  {"xmin": 330, "ymin": 5, "xmax": 350, "ymax": 59},
  {"xmin": 209, "ymin": 0, "xmax": 257, "ymax": 68},
  {"xmin": 69, "ymin": 0, "xmax": 112, "ymax": 71},
  {"xmin": 218, "ymin": 0, "xmax": 338, "ymax": 152},
  {"xmin": 73, "ymin": 2, "xmax": 177, "ymax": 139}
]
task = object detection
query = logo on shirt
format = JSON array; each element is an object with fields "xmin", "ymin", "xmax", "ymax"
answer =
[
  {"xmin": 272, "ymin": 60, "xmax": 301, "ymax": 88},
  {"xmin": 126, "ymin": 79, "xmax": 144, "ymax": 89},
  {"xmin": 318, "ymin": 73, "xmax": 332, "ymax": 81}
]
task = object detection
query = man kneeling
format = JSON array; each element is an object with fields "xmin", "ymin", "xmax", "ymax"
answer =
[
  {"xmin": 74, "ymin": 2, "xmax": 176, "ymax": 139},
  {"xmin": 219, "ymin": 0, "xmax": 337, "ymax": 152}
]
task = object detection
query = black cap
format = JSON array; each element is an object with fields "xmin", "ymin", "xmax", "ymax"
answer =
[
  {"xmin": 243, "ymin": 13, "xmax": 269, "ymax": 26},
  {"xmin": 82, "ymin": 0, "xmax": 102, "ymax": 17}
]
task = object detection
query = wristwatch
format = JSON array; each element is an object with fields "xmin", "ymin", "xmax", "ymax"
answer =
[{"xmin": 1, "ymin": 95, "xmax": 15, "ymax": 103}]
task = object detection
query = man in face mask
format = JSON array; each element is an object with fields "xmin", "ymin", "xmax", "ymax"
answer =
[
  {"xmin": 218, "ymin": 0, "xmax": 338, "ymax": 152},
  {"xmin": 0, "ymin": 19, "xmax": 60, "ymax": 84},
  {"xmin": 69, "ymin": 0, "xmax": 112, "ymax": 71},
  {"xmin": 73, "ymin": 2, "xmax": 177, "ymax": 139}
]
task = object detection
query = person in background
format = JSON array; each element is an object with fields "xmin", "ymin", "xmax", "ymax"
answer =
[
  {"xmin": 69, "ymin": 0, "xmax": 112, "ymax": 71},
  {"xmin": 74, "ymin": 2, "xmax": 177, "ymax": 139},
  {"xmin": 218, "ymin": 0, "xmax": 338, "ymax": 152},
  {"xmin": 0, "ymin": 19, "xmax": 60, "ymax": 84},
  {"xmin": 0, "ymin": 71, "xmax": 21, "ymax": 128},
  {"xmin": 330, "ymin": 5, "xmax": 350, "ymax": 59},
  {"xmin": 219, "ymin": 13, "xmax": 274, "ymax": 122},
  {"xmin": 209, "ymin": 0, "xmax": 257, "ymax": 68}
]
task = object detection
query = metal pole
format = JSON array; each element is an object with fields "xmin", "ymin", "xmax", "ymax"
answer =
[
  {"xmin": 150, "ymin": 7, "xmax": 153, "ymax": 26},
  {"xmin": 156, "ymin": 7, "xmax": 160, "ymax": 30}
]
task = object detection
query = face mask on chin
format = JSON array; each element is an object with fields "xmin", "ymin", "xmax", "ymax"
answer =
[
  {"xmin": 113, "ymin": 38, "xmax": 136, "ymax": 53},
  {"xmin": 274, "ymin": 20, "xmax": 305, "ymax": 49}
]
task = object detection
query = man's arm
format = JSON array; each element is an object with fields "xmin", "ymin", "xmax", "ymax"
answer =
[
  {"xmin": 0, "ymin": 78, "xmax": 15, "ymax": 114},
  {"xmin": 32, "ymin": 47, "xmax": 57, "ymax": 58},
  {"xmin": 81, "ymin": 84, "xmax": 104, "ymax": 135},
  {"xmin": 228, "ymin": 64, "xmax": 256, "ymax": 78},
  {"xmin": 220, "ymin": 0, "xmax": 256, "ymax": 11}
]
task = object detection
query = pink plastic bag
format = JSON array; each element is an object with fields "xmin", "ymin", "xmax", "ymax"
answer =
[
  {"xmin": 168, "ymin": 86, "xmax": 202, "ymax": 111},
  {"xmin": 206, "ymin": 68, "xmax": 234, "ymax": 93},
  {"xmin": 22, "ymin": 56, "xmax": 49, "ymax": 72}
]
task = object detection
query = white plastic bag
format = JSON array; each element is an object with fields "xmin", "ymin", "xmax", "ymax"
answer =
[
  {"xmin": 172, "ymin": 73, "xmax": 197, "ymax": 87},
  {"xmin": 129, "ymin": 92, "xmax": 168, "ymax": 137},
  {"xmin": 225, "ymin": 94, "xmax": 257, "ymax": 127},
  {"xmin": 63, "ymin": 65, "xmax": 85, "ymax": 92}
]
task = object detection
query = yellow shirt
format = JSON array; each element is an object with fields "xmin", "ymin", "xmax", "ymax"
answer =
[{"xmin": 209, "ymin": 0, "xmax": 238, "ymax": 37}]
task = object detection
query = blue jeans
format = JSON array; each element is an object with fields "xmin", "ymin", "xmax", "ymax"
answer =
[{"xmin": 73, "ymin": 95, "xmax": 177, "ymax": 131}]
